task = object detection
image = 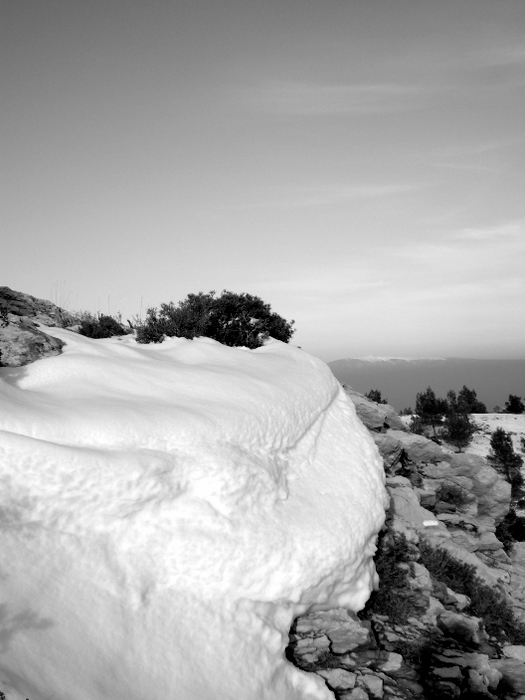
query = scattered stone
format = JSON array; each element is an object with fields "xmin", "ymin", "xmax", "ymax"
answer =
[
  {"xmin": 316, "ymin": 668, "xmax": 357, "ymax": 690},
  {"xmin": 491, "ymin": 658, "xmax": 525, "ymax": 693},
  {"xmin": 359, "ymin": 672, "xmax": 383, "ymax": 697},
  {"xmin": 339, "ymin": 688, "xmax": 369, "ymax": 700},
  {"xmin": 437, "ymin": 610, "xmax": 484, "ymax": 646},
  {"xmin": 503, "ymin": 645, "xmax": 525, "ymax": 662},
  {"xmin": 0, "ymin": 322, "xmax": 64, "ymax": 366},
  {"xmin": 345, "ymin": 388, "xmax": 407, "ymax": 432}
]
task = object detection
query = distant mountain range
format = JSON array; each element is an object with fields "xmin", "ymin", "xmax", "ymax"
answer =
[{"xmin": 328, "ymin": 357, "xmax": 525, "ymax": 412}]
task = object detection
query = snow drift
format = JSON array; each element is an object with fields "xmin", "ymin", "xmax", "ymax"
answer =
[{"xmin": 0, "ymin": 329, "xmax": 387, "ymax": 700}]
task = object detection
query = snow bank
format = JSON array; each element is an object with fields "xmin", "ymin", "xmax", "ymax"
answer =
[
  {"xmin": 468, "ymin": 413, "xmax": 525, "ymax": 458},
  {"xmin": 0, "ymin": 330, "xmax": 387, "ymax": 700}
]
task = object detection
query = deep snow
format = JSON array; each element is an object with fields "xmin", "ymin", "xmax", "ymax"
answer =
[
  {"xmin": 0, "ymin": 329, "xmax": 387, "ymax": 700},
  {"xmin": 467, "ymin": 413, "xmax": 525, "ymax": 458}
]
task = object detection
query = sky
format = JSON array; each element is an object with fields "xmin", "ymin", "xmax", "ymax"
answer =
[{"xmin": 2, "ymin": 0, "xmax": 525, "ymax": 362}]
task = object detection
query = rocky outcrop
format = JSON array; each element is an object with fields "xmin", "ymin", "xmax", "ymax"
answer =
[
  {"xmin": 343, "ymin": 387, "xmax": 407, "ymax": 433},
  {"xmin": 0, "ymin": 320, "xmax": 65, "ymax": 366},
  {"xmin": 0, "ymin": 286, "xmax": 77, "ymax": 327},
  {"xmin": 288, "ymin": 389, "xmax": 525, "ymax": 699},
  {"xmin": 0, "ymin": 287, "xmax": 78, "ymax": 367}
]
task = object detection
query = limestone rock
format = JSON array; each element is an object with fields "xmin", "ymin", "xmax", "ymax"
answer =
[
  {"xmin": 503, "ymin": 645, "xmax": 525, "ymax": 662},
  {"xmin": 0, "ymin": 322, "xmax": 64, "ymax": 366},
  {"xmin": 491, "ymin": 658, "xmax": 525, "ymax": 693},
  {"xmin": 437, "ymin": 610, "xmax": 485, "ymax": 646},
  {"xmin": 387, "ymin": 430, "xmax": 451, "ymax": 465},
  {"xmin": 344, "ymin": 388, "xmax": 407, "ymax": 432},
  {"xmin": 387, "ymin": 475, "xmax": 450, "ymax": 541},
  {"xmin": 0, "ymin": 286, "xmax": 78, "ymax": 367},
  {"xmin": 0, "ymin": 286, "xmax": 76, "ymax": 327},
  {"xmin": 372, "ymin": 432, "xmax": 406, "ymax": 470},
  {"xmin": 359, "ymin": 672, "xmax": 383, "ymax": 696},
  {"xmin": 317, "ymin": 668, "xmax": 357, "ymax": 690},
  {"xmin": 339, "ymin": 688, "xmax": 368, "ymax": 700}
]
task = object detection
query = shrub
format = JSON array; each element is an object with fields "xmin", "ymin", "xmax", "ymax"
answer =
[
  {"xmin": 136, "ymin": 290, "xmax": 295, "ymax": 348},
  {"xmin": 0, "ymin": 303, "xmax": 9, "ymax": 327},
  {"xmin": 419, "ymin": 540, "xmax": 525, "ymax": 643},
  {"xmin": 408, "ymin": 415, "xmax": 425, "ymax": 435},
  {"xmin": 495, "ymin": 508, "xmax": 525, "ymax": 554},
  {"xmin": 365, "ymin": 389, "xmax": 388, "ymax": 404},
  {"xmin": 79, "ymin": 314, "xmax": 130, "ymax": 339},
  {"xmin": 436, "ymin": 483, "xmax": 469, "ymax": 509},
  {"xmin": 360, "ymin": 528, "xmax": 419, "ymax": 625}
]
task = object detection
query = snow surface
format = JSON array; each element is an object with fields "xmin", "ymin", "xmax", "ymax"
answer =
[
  {"xmin": 0, "ymin": 329, "xmax": 387, "ymax": 700},
  {"xmin": 355, "ymin": 356, "xmax": 446, "ymax": 362},
  {"xmin": 467, "ymin": 413, "xmax": 525, "ymax": 458}
]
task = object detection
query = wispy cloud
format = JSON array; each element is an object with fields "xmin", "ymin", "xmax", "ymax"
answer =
[
  {"xmin": 454, "ymin": 221, "xmax": 524, "ymax": 241},
  {"xmin": 226, "ymin": 182, "xmax": 421, "ymax": 211},
  {"xmin": 423, "ymin": 140, "xmax": 512, "ymax": 172},
  {"xmin": 471, "ymin": 44, "xmax": 525, "ymax": 68},
  {"xmin": 249, "ymin": 80, "xmax": 434, "ymax": 116}
]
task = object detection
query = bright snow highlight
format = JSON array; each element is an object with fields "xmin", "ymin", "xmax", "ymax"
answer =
[{"xmin": 0, "ymin": 329, "xmax": 387, "ymax": 700}]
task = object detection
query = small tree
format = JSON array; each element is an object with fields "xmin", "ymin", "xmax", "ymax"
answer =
[
  {"xmin": 488, "ymin": 427, "xmax": 524, "ymax": 497},
  {"xmin": 365, "ymin": 389, "xmax": 388, "ymax": 404},
  {"xmin": 447, "ymin": 386, "xmax": 486, "ymax": 415},
  {"xmin": 442, "ymin": 411, "xmax": 475, "ymax": 452},
  {"xmin": 505, "ymin": 394, "xmax": 525, "ymax": 414},
  {"xmin": 415, "ymin": 386, "xmax": 448, "ymax": 437},
  {"xmin": 457, "ymin": 385, "xmax": 486, "ymax": 414}
]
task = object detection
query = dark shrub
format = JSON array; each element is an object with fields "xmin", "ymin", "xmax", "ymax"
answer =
[
  {"xmin": 365, "ymin": 389, "xmax": 388, "ymax": 404},
  {"xmin": 495, "ymin": 508, "xmax": 525, "ymax": 554},
  {"xmin": 360, "ymin": 528, "xmax": 419, "ymax": 625},
  {"xmin": 419, "ymin": 540, "xmax": 525, "ymax": 643},
  {"xmin": 436, "ymin": 483, "xmax": 469, "ymax": 509},
  {"xmin": 136, "ymin": 290, "xmax": 295, "ymax": 348},
  {"xmin": 79, "ymin": 314, "xmax": 129, "ymax": 339}
]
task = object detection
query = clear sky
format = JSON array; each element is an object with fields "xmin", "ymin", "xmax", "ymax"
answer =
[{"xmin": 2, "ymin": 0, "xmax": 524, "ymax": 362}]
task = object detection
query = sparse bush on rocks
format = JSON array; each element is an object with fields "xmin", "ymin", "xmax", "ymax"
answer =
[
  {"xmin": 408, "ymin": 415, "xmax": 425, "ymax": 435},
  {"xmin": 436, "ymin": 482, "xmax": 470, "ymax": 509},
  {"xmin": 495, "ymin": 508, "xmax": 525, "ymax": 554},
  {"xmin": 364, "ymin": 389, "xmax": 388, "ymax": 404},
  {"xmin": 360, "ymin": 527, "xmax": 419, "ymax": 625},
  {"xmin": 419, "ymin": 540, "xmax": 525, "ymax": 644}
]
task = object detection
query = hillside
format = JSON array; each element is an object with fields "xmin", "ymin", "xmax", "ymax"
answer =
[{"xmin": 289, "ymin": 391, "xmax": 525, "ymax": 699}]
